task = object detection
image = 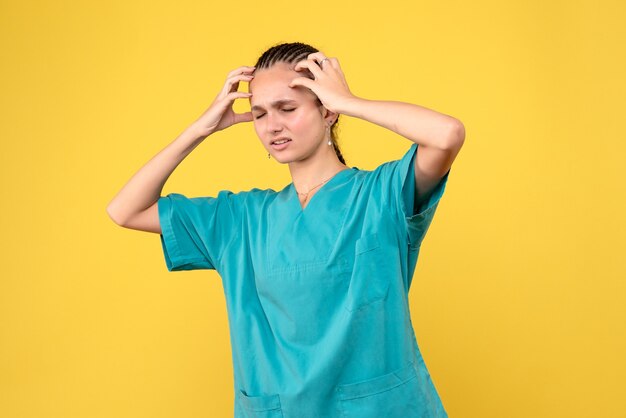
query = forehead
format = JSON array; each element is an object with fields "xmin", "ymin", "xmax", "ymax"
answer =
[{"xmin": 249, "ymin": 62, "xmax": 315, "ymax": 108}]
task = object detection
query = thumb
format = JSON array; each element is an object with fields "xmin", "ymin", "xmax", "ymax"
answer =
[
  {"xmin": 289, "ymin": 77, "xmax": 314, "ymax": 90},
  {"xmin": 233, "ymin": 111, "xmax": 253, "ymax": 124}
]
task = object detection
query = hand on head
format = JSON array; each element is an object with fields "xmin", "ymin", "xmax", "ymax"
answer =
[
  {"xmin": 289, "ymin": 52, "xmax": 355, "ymax": 115},
  {"xmin": 191, "ymin": 65, "xmax": 256, "ymax": 137}
]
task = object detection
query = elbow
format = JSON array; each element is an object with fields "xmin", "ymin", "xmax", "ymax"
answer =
[
  {"xmin": 443, "ymin": 119, "xmax": 465, "ymax": 152},
  {"xmin": 106, "ymin": 203, "xmax": 127, "ymax": 227}
]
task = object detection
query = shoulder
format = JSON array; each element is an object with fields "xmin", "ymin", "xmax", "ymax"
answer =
[
  {"xmin": 348, "ymin": 148, "xmax": 416, "ymax": 188},
  {"xmin": 229, "ymin": 185, "xmax": 282, "ymax": 201},
  {"xmin": 213, "ymin": 186, "xmax": 286, "ymax": 213},
  {"xmin": 161, "ymin": 186, "xmax": 281, "ymax": 212},
  {"xmin": 350, "ymin": 143, "xmax": 418, "ymax": 181}
]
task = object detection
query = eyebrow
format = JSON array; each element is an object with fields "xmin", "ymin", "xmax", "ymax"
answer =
[{"xmin": 251, "ymin": 99, "xmax": 298, "ymax": 112}]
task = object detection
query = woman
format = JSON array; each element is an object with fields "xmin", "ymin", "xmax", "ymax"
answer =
[{"xmin": 107, "ymin": 42, "xmax": 464, "ymax": 418}]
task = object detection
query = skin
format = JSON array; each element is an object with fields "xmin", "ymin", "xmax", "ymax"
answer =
[
  {"xmin": 288, "ymin": 52, "xmax": 465, "ymax": 210},
  {"xmin": 106, "ymin": 51, "xmax": 465, "ymax": 233},
  {"xmin": 247, "ymin": 52, "xmax": 465, "ymax": 211},
  {"xmin": 248, "ymin": 61, "xmax": 348, "ymax": 208}
]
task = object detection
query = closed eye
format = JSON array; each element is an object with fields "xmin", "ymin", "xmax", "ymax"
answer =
[{"xmin": 254, "ymin": 108, "xmax": 295, "ymax": 119}]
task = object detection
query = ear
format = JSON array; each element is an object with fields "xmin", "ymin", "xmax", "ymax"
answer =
[{"xmin": 322, "ymin": 107, "xmax": 339, "ymax": 126}]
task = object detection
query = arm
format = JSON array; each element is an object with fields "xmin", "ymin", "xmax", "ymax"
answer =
[
  {"xmin": 106, "ymin": 65, "xmax": 256, "ymax": 233},
  {"xmin": 290, "ymin": 54, "xmax": 465, "ymax": 209},
  {"xmin": 105, "ymin": 125, "xmax": 206, "ymax": 233},
  {"xmin": 337, "ymin": 98, "xmax": 465, "ymax": 208}
]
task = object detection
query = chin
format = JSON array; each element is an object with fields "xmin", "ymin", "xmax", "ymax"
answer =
[
  {"xmin": 274, "ymin": 155, "xmax": 294, "ymax": 164},
  {"xmin": 270, "ymin": 149, "xmax": 300, "ymax": 164}
]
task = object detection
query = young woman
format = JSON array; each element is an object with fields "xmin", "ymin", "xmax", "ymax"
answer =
[{"xmin": 107, "ymin": 42, "xmax": 464, "ymax": 418}]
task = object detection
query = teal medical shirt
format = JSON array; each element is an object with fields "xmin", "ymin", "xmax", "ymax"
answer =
[{"xmin": 158, "ymin": 143, "xmax": 450, "ymax": 418}]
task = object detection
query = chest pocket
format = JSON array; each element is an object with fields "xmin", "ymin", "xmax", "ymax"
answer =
[{"xmin": 346, "ymin": 233, "xmax": 390, "ymax": 312}]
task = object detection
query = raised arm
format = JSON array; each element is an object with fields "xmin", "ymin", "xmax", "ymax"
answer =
[
  {"xmin": 289, "ymin": 53, "xmax": 465, "ymax": 209},
  {"xmin": 106, "ymin": 125, "xmax": 205, "ymax": 233},
  {"xmin": 106, "ymin": 65, "xmax": 256, "ymax": 233},
  {"xmin": 335, "ymin": 98, "xmax": 464, "ymax": 208}
]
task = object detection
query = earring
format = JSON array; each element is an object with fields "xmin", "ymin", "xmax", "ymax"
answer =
[
  {"xmin": 327, "ymin": 126, "xmax": 332, "ymax": 146},
  {"xmin": 267, "ymin": 152, "xmax": 271, "ymax": 159}
]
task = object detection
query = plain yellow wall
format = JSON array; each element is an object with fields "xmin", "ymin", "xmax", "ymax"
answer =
[{"xmin": 1, "ymin": 0, "xmax": 625, "ymax": 417}]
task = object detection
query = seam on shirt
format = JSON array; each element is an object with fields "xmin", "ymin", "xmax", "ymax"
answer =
[
  {"xmin": 213, "ymin": 191, "xmax": 250, "ymax": 271},
  {"xmin": 158, "ymin": 196, "xmax": 185, "ymax": 269}
]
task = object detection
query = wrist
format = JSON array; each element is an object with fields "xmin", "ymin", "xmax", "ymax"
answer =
[
  {"xmin": 335, "ymin": 95, "xmax": 367, "ymax": 118},
  {"xmin": 186, "ymin": 122, "xmax": 213, "ymax": 140}
]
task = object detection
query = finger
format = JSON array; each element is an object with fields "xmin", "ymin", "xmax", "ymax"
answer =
[
  {"xmin": 225, "ymin": 90, "xmax": 253, "ymax": 100},
  {"xmin": 293, "ymin": 59, "xmax": 324, "ymax": 79},
  {"xmin": 233, "ymin": 111, "xmax": 253, "ymax": 124},
  {"xmin": 213, "ymin": 90, "xmax": 250, "ymax": 108},
  {"xmin": 227, "ymin": 66, "xmax": 256, "ymax": 78},
  {"xmin": 223, "ymin": 68, "xmax": 255, "ymax": 92},
  {"xmin": 308, "ymin": 52, "xmax": 335, "ymax": 72},
  {"xmin": 329, "ymin": 57, "xmax": 347, "ymax": 82},
  {"xmin": 288, "ymin": 76, "xmax": 315, "ymax": 91},
  {"xmin": 221, "ymin": 73, "xmax": 255, "ymax": 97},
  {"xmin": 306, "ymin": 52, "xmax": 328, "ymax": 66}
]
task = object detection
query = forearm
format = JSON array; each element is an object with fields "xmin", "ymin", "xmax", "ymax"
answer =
[
  {"xmin": 106, "ymin": 124, "xmax": 206, "ymax": 225},
  {"xmin": 339, "ymin": 97, "xmax": 461, "ymax": 149}
]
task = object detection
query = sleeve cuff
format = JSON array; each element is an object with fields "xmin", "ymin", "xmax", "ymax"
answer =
[
  {"xmin": 157, "ymin": 195, "xmax": 215, "ymax": 271},
  {"xmin": 398, "ymin": 143, "xmax": 450, "ymax": 248}
]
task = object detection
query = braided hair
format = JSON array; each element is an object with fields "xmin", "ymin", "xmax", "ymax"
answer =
[{"xmin": 254, "ymin": 42, "xmax": 346, "ymax": 165}]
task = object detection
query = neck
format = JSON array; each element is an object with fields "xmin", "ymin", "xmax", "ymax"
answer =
[{"xmin": 288, "ymin": 147, "xmax": 348, "ymax": 193}]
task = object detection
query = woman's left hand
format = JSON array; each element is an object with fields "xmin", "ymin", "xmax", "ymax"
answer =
[{"xmin": 289, "ymin": 52, "xmax": 357, "ymax": 114}]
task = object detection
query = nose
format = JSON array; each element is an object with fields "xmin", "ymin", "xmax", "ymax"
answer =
[{"xmin": 265, "ymin": 112, "xmax": 283, "ymax": 134}]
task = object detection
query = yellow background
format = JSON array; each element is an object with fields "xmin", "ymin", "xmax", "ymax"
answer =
[{"xmin": 1, "ymin": 0, "xmax": 624, "ymax": 417}]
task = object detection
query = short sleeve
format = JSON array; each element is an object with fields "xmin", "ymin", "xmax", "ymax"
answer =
[
  {"xmin": 379, "ymin": 143, "xmax": 450, "ymax": 247},
  {"xmin": 157, "ymin": 190, "xmax": 243, "ymax": 272}
]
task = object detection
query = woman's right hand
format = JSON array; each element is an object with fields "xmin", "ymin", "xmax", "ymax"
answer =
[{"xmin": 191, "ymin": 66, "xmax": 256, "ymax": 138}]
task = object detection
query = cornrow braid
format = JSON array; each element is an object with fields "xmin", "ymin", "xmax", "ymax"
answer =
[
  {"xmin": 255, "ymin": 42, "xmax": 314, "ymax": 70},
  {"xmin": 254, "ymin": 42, "xmax": 346, "ymax": 165}
]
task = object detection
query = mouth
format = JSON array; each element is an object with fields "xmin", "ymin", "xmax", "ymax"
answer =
[
  {"xmin": 271, "ymin": 138, "xmax": 292, "ymax": 145},
  {"xmin": 270, "ymin": 137, "xmax": 292, "ymax": 151}
]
